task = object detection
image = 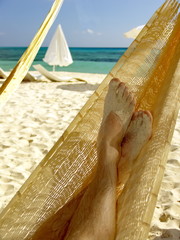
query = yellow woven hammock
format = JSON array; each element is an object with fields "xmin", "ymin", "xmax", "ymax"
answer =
[{"xmin": 0, "ymin": 0, "xmax": 179, "ymax": 239}]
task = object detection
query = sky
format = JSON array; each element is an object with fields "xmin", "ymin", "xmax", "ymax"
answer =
[{"xmin": 0, "ymin": 0, "xmax": 165, "ymax": 47}]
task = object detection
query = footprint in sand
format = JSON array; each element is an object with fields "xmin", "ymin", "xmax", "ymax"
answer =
[
  {"xmin": 11, "ymin": 172, "xmax": 25, "ymax": 180},
  {"xmin": 0, "ymin": 184, "xmax": 14, "ymax": 196},
  {"xmin": 0, "ymin": 176, "xmax": 12, "ymax": 183}
]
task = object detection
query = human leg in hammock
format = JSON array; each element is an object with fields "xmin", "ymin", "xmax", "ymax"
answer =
[
  {"xmin": 64, "ymin": 78, "xmax": 135, "ymax": 240},
  {"xmin": 64, "ymin": 78, "xmax": 152, "ymax": 240}
]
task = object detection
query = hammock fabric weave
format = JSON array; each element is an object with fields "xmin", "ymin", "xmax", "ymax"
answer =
[{"xmin": 0, "ymin": 0, "xmax": 179, "ymax": 239}]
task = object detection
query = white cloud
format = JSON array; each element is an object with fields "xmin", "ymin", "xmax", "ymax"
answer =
[
  {"xmin": 87, "ymin": 28, "xmax": 94, "ymax": 34},
  {"xmin": 83, "ymin": 29, "xmax": 102, "ymax": 36}
]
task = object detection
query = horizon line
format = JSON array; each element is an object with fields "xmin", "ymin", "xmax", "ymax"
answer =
[{"xmin": 0, "ymin": 46, "xmax": 129, "ymax": 48}]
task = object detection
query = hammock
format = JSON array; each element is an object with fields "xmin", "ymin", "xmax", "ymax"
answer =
[{"xmin": 0, "ymin": 0, "xmax": 179, "ymax": 239}]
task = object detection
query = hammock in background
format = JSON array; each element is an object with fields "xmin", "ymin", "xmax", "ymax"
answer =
[
  {"xmin": 0, "ymin": 0, "xmax": 179, "ymax": 240},
  {"xmin": 0, "ymin": 0, "xmax": 64, "ymax": 109}
]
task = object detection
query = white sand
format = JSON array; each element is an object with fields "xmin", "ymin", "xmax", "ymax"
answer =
[{"xmin": 0, "ymin": 72, "xmax": 179, "ymax": 239}]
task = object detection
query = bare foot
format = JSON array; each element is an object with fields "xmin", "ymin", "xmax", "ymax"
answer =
[
  {"xmin": 117, "ymin": 110, "xmax": 153, "ymax": 196},
  {"xmin": 98, "ymin": 112, "xmax": 123, "ymax": 167},
  {"xmin": 98, "ymin": 78, "xmax": 135, "ymax": 150}
]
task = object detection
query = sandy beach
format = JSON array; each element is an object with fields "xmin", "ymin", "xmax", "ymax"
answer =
[{"xmin": 0, "ymin": 72, "xmax": 179, "ymax": 240}]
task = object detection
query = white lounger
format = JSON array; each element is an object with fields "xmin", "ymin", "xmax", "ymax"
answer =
[
  {"xmin": 33, "ymin": 64, "xmax": 87, "ymax": 83},
  {"xmin": 0, "ymin": 68, "xmax": 8, "ymax": 79},
  {"xmin": 0, "ymin": 67, "xmax": 45, "ymax": 82}
]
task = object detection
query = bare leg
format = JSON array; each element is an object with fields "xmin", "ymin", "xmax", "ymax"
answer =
[
  {"xmin": 64, "ymin": 78, "xmax": 135, "ymax": 240},
  {"xmin": 117, "ymin": 110, "xmax": 153, "ymax": 196}
]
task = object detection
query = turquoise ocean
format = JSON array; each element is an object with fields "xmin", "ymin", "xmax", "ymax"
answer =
[{"xmin": 0, "ymin": 47, "xmax": 127, "ymax": 74}]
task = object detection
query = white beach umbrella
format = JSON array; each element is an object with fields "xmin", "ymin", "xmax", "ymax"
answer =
[
  {"xmin": 43, "ymin": 24, "xmax": 73, "ymax": 71},
  {"xmin": 124, "ymin": 25, "xmax": 145, "ymax": 39}
]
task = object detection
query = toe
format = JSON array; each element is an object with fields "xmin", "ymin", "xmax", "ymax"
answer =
[
  {"xmin": 122, "ymin": 86, "xmax": 129, "ymax": 99},
  {"xmin": 117, "ymin": 82, "xmax": 126, "ymax": 96},
  {"xmin": 143, "ymin": 110, "xmax": 153, "ymax": 121},
  {"xmin": 109, "ymin": 78, "xmax": 121, "ymax": 91}
]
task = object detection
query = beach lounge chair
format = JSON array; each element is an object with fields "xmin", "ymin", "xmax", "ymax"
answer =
[
  {"xmin": 0, "ymin": 67, "xmax": 45, "ymax": 82},
  {"xmin": 24, "ymin": 72, "xmax": 51, "ymax": 82},
  {"xmin": 0, "ymin": 0, "xmax": 179, "ymax": 239},
  {"xmin": 33, "ymin": 64, "xmax": 87, "ymax": 83},
  {"xmin": 0, "ymin": 67, "xmax": 8, "ymax": 79}
]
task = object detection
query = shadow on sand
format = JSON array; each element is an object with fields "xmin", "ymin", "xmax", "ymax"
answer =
[
  {"xmin": 56, "ymin": 83, "xmax": 100, "ymax": 92},
  {"xmin": 152, "ymin": 228, "xmax": 180, "ymax": 240}
]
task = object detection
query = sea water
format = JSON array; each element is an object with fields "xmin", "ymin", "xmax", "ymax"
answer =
[{"xmin": 0, "ymin": 47, "xmax": 127, "ymax": 74}]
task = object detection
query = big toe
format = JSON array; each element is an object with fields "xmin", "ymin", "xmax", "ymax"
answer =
[{"xmin": 108, "ymin": 78, "xmax": 121, "ymax": 91}]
